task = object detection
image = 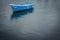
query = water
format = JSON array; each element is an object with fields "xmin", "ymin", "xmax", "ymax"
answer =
[{"xmin": 0, "ymin": 0, "xmax": 60, "ymax": 40}]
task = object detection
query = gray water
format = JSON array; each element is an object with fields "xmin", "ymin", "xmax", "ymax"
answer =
[{"xmin": 0, "ymin": 0, "xmax": 60, "ymax": 40}]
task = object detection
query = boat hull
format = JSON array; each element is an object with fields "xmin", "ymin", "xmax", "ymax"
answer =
[
  {"xmin": 10, "ymin": 4, "xmax": 33, "ymax": 12},
  {"xmin": 13, "ymin": 8, "xmax": 33, "ymax": 13}
]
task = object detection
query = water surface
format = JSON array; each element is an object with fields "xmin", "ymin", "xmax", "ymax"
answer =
[{"xmin": 0, "ymin": 0, "xmax": 60, "ymax": 40}]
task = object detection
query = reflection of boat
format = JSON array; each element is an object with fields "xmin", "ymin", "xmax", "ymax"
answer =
[
  {"xmin": 11, "ymin": 9, "xmax": 34, "ymax": 20},
  {"xmin": 10, "ymin": 3, "xmax": 33, "ymax": 12}
]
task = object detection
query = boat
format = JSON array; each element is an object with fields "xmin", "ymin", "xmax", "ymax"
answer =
[{"xmin": 10, "ymin": 3, "xmax": 33, "ymax": 12}]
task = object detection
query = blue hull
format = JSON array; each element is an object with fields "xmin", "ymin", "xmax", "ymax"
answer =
[{"xmin": 10, "ymin": 4, "xmax": 33, "ymax": 11}]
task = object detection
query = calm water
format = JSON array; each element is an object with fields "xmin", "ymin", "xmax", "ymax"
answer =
[{"xmin": 0, "ymin": 0, "xmax": 60, "ymax": 40}]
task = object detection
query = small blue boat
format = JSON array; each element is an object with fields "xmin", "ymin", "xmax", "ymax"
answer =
[{"xmin": 10, "ymin": 3, "xmax": 33, "ymax": 12}]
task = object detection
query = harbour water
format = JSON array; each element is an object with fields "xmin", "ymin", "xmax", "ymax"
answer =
[{"xmin": 0, "ymin": 0, "xmax": 60, "ymax": 40}]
